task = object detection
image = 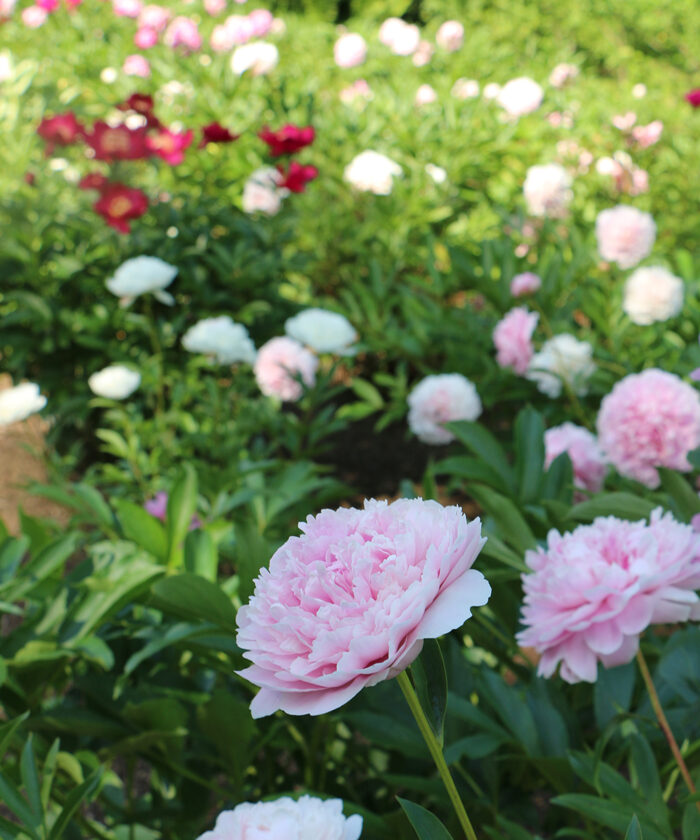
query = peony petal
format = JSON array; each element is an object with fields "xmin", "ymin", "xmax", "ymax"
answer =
[
  {"xmin": 599, "ymin": 634, "xmax": 639, "ymax": 668},
  {"xmin": 417, "ymin": 569, "xmax": 491, "ymax": 639},
  {"xmin": 249, "ymin": 676, "xmax": 369, "ymax": 719},
  {"xmin": 585, "ymin": 620, "xmax": 624, "ymax": 654},
  {"xmin": 561, "ymin": 636, "xmax": 598, "ymax": 682},
  {"xmin": 616, "ymin": 595, "xmax": 655, "ymax": 634}
]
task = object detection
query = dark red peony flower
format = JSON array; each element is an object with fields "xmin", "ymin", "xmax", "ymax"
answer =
[
  {"xmin": 79, "ymin": 172, "xmax": 109, "ymax": 192},
  {"xmin": 258, "ymin": 123, "xmax": 315, "ymax": 156},
  {"xmin": 199, "ymin": 121, "xmax": 240, "ymax": 147},
  {"xmin": 37, "ymin": 113, "xmax": 85, "ymax": 154},
  {"xmin": 85, "ymin": 121, "xmax": 151, "ymax": 161},
  {"xmin": 94, "ymin": 183, "xmax": 148, "ymax": 233},
  {"xmin": 146, "ymin": 128, "xmax": 193, "ymax": 165},
  {"xmin": 685, "ymin": 88, "xmax": 700, "ymax": 108},
  {"xmin": 277, "ymin": 160, "xmax": 318, "ymax": 193},
  {"xmin": 119, "ymin": 93, "xmax": 155, "ymax": 115}
]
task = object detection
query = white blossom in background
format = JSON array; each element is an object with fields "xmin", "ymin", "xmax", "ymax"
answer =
[
  {"xmin": 88, "ymin": 366, "xmax": 141, "ymax": 400},
  {"xmin": 106, "ymin": 256, "xmax": 178, "ymax": 304},
  {"xmin": 285, "ymin": 308, "xmax": 358, "ymax": 354},
  {"xmin": 435, "ymin": 20, "xmax": 464, "ymax": 52},
  {"xmin": 451, "ymin": 78, "xmax": 479, "ymax": 99},
  {"xmin": 623, "ymin": 267, "xmax": 684, "ymax": 326},
  {"xmin": 526, "ymin": 334, "xmax": 595, "ymax": 398},
  {"xmin": 549, "ymin": 63, "xmax": 578, "ymax": 88},
  {"xmin": 182, "ymin": 316, "xmax": 257, "ymax": 364},
  {"xmin": 344, "ymin": 150, "xmax": 402, "ymax": 195},
  {"xmin": 334, "ymin": 32, "xmax": 367, "ymax": 68},
  {"xmin": 595, "ymin": 205, "xmax": 656, "ymax": 269},
  {"xmin": 0, "ymin": 383, "xmax": 46, "ymax": 426},
  {"xmin": 425, "ymin": 163, "xmax": 447, "ymax": 184},
  {"xmin": 408, "ymin": 374, "xmax": 482, "ymax": 445},
  {"xmin": 415, "ymin": 84, "xmax": 438, "ymax": 106},
  {"xmin": 632, "ymin": 83, "xmax": 647, "ymax": 98},
  {"xmin": 523, "ymin": 163, "xmax": 573, "ymax": 217},
  {"xmin": 242, "ymin": 167, "xmax": 288, "ymax": 215},
  {"xmin": 482, "ymin": 82, "xmax": 501, "ymax": 100},
  {"xmin": 230, "ymin": 41, "xmax": 278, "ymax": 75},
  {"xmin": 496, "ymin": 77, "xmax": 543, "ymax": 117}
]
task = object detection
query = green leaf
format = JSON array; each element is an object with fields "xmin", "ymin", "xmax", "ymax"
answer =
[
  {"xmin": 350, "ymin": 378, "xmax": 384, "ymax": 407},
  {"xmin": 569, "ymin": 494, "xmax": 656, "ymax": 523},
  {"xmin": 0, "ymin": 711, "xmax": 29, "ymax": 757},
  {"xmin": 542, "ymin": 451, "xmax": 574, "ymax": 503},
  {"xmin": 115, "ymin": 500, "xmax": 167, "ymax": 560},
  {"xmin": 682, "ymin": 801, "xmax": 700, "ymax": 840},
  {"xmin": 432, "ymin": 456, "xmax": 511, "ymax": 495},
  {"xmin": 411, "ymin": 640, "xmax": 448, "ymax": 747},
  {"xmin": 657, "ymin": 468, "xmax": 700, "ymax": 522},
  {"xmin": 47, "ymin": 770, "xmax": 101, "ymax": 840},
  {"xmin": 150, "ymin": 574, "xmax": 237, "ymax": 632},
  {"xmin": 444, "ymin": 421, "xmax": 515, "ymax": 493},
  {"xmin": 625, "ymin": 815, "xmax": 643, "ymax": 840},
  {"xmin": 0, "ymin": 537, "xmax": 28, "ymax": 586},
  {"xmin": 0, "ymin": 772, "xmax": 40, "ymax": 837},
  {"xmin": 233, "ymin": 519, "xmax": 272, "ymax": 603},
  {"xmin": 553, "ymin": 795, "xmax": 665, "ymax": 840},
  {"xmin": 467, "ymin": 484, "xmax": 537, "ymax": 554},
  {"xmin": 40, "ymin": 740, "xmax": 60, "ymax": 810},
  {"xmin": 514, "ymin": 407, "xmax": 545, "ymax": 503},
  {"xmin": 20, "ymin": 736, "xmax": 42, "ymax": 819},
  {"xmin": 184, "ymin": 529, "xmax": 218, "ymax": 581},
  {"xmin": 166, "ymin": 465, "xmax": 198, "ymax": 568},
  {"xmin": 397, "ymin": 797, "xmax": 454, "ymax": 840},
  {"xmin": 593, "ymin": 662, "xmax": 635, "ymax": 729}
]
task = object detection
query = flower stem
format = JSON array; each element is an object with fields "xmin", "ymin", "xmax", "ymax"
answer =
[
  {"xmin": 636, "ymin": 648, "xmax": 700, "ymax": 813},
  {"xmin": 396, "ymin": 670, "xmax": 479, "ymax": 840}
]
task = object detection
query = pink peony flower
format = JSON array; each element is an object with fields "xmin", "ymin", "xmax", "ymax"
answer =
[
  {"xmin": 411, "ymin": 39, "xmax": 433, "ymax": 67},
  {"xmin": 523, "ymin": 163, "xmax": 573, "ymax": 217},
  {"xmin": 517, "ymin": 510, "xmax": 700, "ymax": 683},
  {"xmin": 414, "ymin": 83, "xmax": 437, "ymax": 107},
  {"xmin": 134, "ymin": 26, "xmax": 158, "ymax": 48},
  {"xmin": 164, "ymin": 16, "xmax": 201, "ymax": 51},
  {"xmin": 204, "ymin": 0, "xmax": 226, "ymax": 14},
  {"xmin": 254, "ymin": 336, "xmax": 318, "ymax": 401},
  {"xmin": 146, "ymin": 128, "xmax": 193, "ymax": 165},
  {"xmin": 379, "ymin": 18, "xmax": 419, "ymax": 55},
  {"xmin": 595, "ymin": 205, "xmax": 655, "ymax": 269},
  {"xmin": 435, "ymin": 20, "xmax": 464, "ymax": 51},
  {"xmin": 544, "ymin": 423, "xmax": 607, "ymax": 495},
  {"xmin": 21, "ymin": 5, "xmax": 47, "ymax": 26},
  {"xmin": 123, "ymin": 54, "xmax": 151, "ymax": 77},
  {"xmin": 496, "ymin": 77, "xmax": 543, "ymax": 117},
  {"xmin": 334, "ymin": 32, "xmax": 367, "ymax": 68},
  {"xmin": 510, "ymin": 272, "xmax": 541, "ymax": 296},
  {"xmin": 686, "ymin": 89, "xmax": 700, "ymax": 108},
  {"xmin": 196, "ymin": 797, "xmax": 362, "ymax": 840},
  {"xmin": 631, "ymin": 120, "xmax": 663, "ymax": 148},
  {"xmin": 451, "ymin": 78, "xmax": 479, "ymax": 99},
  {"xmin": 0, "ymin": 0, "xmax": 17, "ymax": 20},
  {"xmin": 407, "ymin": 374, "xmax": 482, "ymax": 445},
  {"xmin": 112, "ymin": 0, "xmax": 141, "ymax": 16},
  {"xmin": 138, "ymin": 4, "xmax": 169, "ymax": 31},
  {"xmin": 549, "ymin": 63, "xmax": 578, "ymax": 88},
  {"xmin": 597, "ymin": 369, "xmax": 700, "ymax": 488},
  {"xmin": 612, "ymin": 111, "xmax": 636, "ymax": 131},
  {"xmin": 145, "ymin": 491, "xmax": 201, "ymax": 529},
  {"xmin": 493, "ymin": 307, "xmax": 538, "ymax": 375},
  {"xmin": 340, "ymin": 79, "xmax": 372, "ymax": 104},
  {"xmin": 36, "ymin": 0, "xmax": 58, "ymax": 10},
  {"xmin": 247, "ymin": 8, "xmax": 272, "ymax": 37},
  {"xmin": 236, "ymin": 498, "xmax": 490, "ymax": 717}
]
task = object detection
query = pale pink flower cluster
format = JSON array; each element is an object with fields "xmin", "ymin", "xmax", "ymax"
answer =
[
  {"xmin": 597, "ymin": 369, "xmax": 700, "ymax": 488},
  {"xmin": 493, "ymin": 307, "xmax": 539, "ymax": 375},
  {"xmin": 241, "ymin": 167, "xmax": 287, "ymax": 215},
  {"xmin": 412, "ymin": 40, "xmax": 433, "ymax": 67},
  {"xmin": 523, "ymin": 163, "xmax": 573, "ymax": 217},
  {"xmin": 236, "ymin": 498, "xmax": 490, "ymax": 717},
  {"xmin": 378, "ymin": 17, "xmax": 420, "ymax": 55},
  {"xmin": 123, "ymin": 54, "xmax": 151, "ymax": 77},
  {"xmin": 595, "ymin": 205, "xmax": 655, "ymax": 268},
  {"xmin": 253, "ymin": 336, "xmax": 318, "ymax": 402},
  {"xmin": 408, "ymin": 374, "xmax": 482, "ymax": 444},
  {"xmin": 544, "ymin": 423, "xmax": 607, "ymax": 494},
  {"xmin": 518, "ymin": 510, "xmax": 700, "ymax": 683},
  {"xmin": 612, "ymin": 111, "xmax": 636, "ymax": 131},
  {"xmin": 415, "ymin": 84, "xmax": 438, "ymax": 107},
  {"xmin": 334, "ymin": 32, "xmax": 367, "ymax": 68},
  {"xmin": 163, "ymin": 16, "xmax": 201, "ymax": 51},
  {"xmin": 196, "ymin": 797, "xmax": 363, "ymax": 840},
  {"xmin": 210, "ymin": 8, "xmax": 273, "ymax": 51},
  {"xmin": 230, "ymin": 41, "xmax": 278, "ymax": 75},
  {"xmin": 496, "ymin": 77, "xmax": 543, "ymax": 117},
  {"xmin": 138, "ymin": 4, "xmax": 170, "ymax": 30},
  {"xmin": 549, "ymin": 63, "xmax": 579, "ymax": 88},
  {"xmin": 623, "ymin": 266, "xmax": 684, "ymax": 326},
  {"xmin": 21, "ymin": 5, "xmax": 47, "ymax": 26},
  {"xmin": 451, "ymin": 78, "xmax": 479, "ymax": 99},
  {"xmin": 596, "ymin": 152, "xmax": 648, "ymax": 196},
  {"xmin": 340, "ymin": 79, "xmax": 372, "ymax": 105},
  {"xmin": 435, "ymin": 20, "xmax": 464, "ymax": 51},
  {"xmin": 0, "ymin": 0, "xmax": 17, "ymax": 20},
  {"xmin": 510, "ymin": 272, "xmax": 541, "ymax": 297},
  {"xmin": 203, "ymin": 0, "xmax": 226, "ymax": 15},
  {"xmin": 483, "ymin": 82, "xmax": 501, "ymax": 100},
  {"xmin": 344, "ymin": 150, "xmax": 402, "ymax": 195},
  {"xmin": 631, "ymin": 120, "xmax": 663, "ymax": 148},
  {"xmin": 113, "ymin": 0, "xmax": 141, "ymax": 17}
]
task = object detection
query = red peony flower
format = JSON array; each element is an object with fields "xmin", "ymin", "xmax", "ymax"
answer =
[
  {"xmin": 146, "ymin": 128, "xmax": 193, "ymax": 165},
  {"xmin": 686, "ymin": 88, "xmax": 700, "ymax": 108},
  {"xmin": 119, "ymin": 92, "xmax": 155, "ymax": 115},
  {"xmin": 79, "ymin": 172, "xmax": 108, "ymax": 192},
  {"xmin": 85, "ymin": 121, "xmax": 150, "ymax": 161},
  {"xmin": 277, "ymin": 160, "xmax": 318, "ymax": 193},
  {"xmin": 37, "ymin": 113, "xmax": 85, "ymax": 154},
  {"xmin": 94, "ymin": 183, "xmax": 148, "ymax": 233},
  {"xmin": 199, "ymin": 121, "xmax": 240, "ymax": 147},
  {"xmin": 258, "ymin": 124, "xmax": 315, "ymax": 156}
]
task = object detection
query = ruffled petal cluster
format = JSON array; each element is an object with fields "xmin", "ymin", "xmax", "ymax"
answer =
[
  {"xmin": 493, "ymin": 307, "xmax": 539, "ymax": 374},
  {"xmin": 407, "ymin": 374, "xmax": 482, "ymax": 444}
]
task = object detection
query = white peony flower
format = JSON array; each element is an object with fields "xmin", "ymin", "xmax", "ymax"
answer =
[
  {"xmin": 88, "ymin": 365, "xmax": 141, "ymax": 400},
  {"xmin": 425, "ymin": 163, "xmax": 447, "ymax": 184},
  {"xmin": 523, "ymin": 163, "xmax": 573, "ymax": 217},
  {"xmin": 0, "ymin": 382, "xmax": 46, "ymax": 426},
  {"xmin": 106, "ymin": 256, "xmax": 178, "ymax": 305},
  {"xmin": 230, "ymin": 41, "xmax": 278, "ymax": 76},
  {"xmin": 496, "ymin": 76, "xmax": 543, "ymax": 117},
  {"xmin": 451, "ymin": 78, "xmax": 479, "ymax": 99},
  {"xmin": 623, "ymin": 266, "xmax": 684, "ymax": 326},
  {"xmin": 242, "ymin": 166, "xmax": 287, "ymax": 215},
  {"xmin": 526, "ymin": 334, "xmax": 595, "ymax": 398},
  {"xmin": 344, "ymin": 150, "xmax": 402, "ymax": 195},
  {"xmin": 482, "ymin": 82, "xmax": 501, "ymax": 100},
  {"xmin": 195, "ymin": 796, "xmax": 362, "ymax": 840},
  {"xmin": 285, "ymin": 308, "xmax": 357, "ymax": 354},
  {"xmin": 408, "ymin": 373, "xmax": 482, "ymax": 445},
  {"xmin": 182, "ymin": 316, "xmax": 257, "ymax": 364},
  {"xmin": 595, "ymin": 205, "xmax": 656, "ymax": 269}
]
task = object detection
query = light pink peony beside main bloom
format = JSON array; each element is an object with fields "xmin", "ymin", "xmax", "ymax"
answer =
[
  {"xmin": 595, "ymin": 205, "xmax": 656, "ymax": 269},
  {"xmin": 517, "ymin": 510, "xmax": 700, "ymax": 683},
  {"xmin": 493, "ymin": 307, "xmax": 539, "ymax": 375},
  {"xmin": 511, "ymin": 272, "xmax": 541, "ymax": 297},
  {"xmin": 237, "ymin": 498, "xmax": 490, "ymax": 717},
  {"xmin": 544, "ymin": 423, "xmax": 607, "ymax": 495},
  {"xmin": 408, "ymin": 373, "xmax": 482, "ymax": 445},
  {"xmin": 254, "ymin": 336, "xmax": 318, "ymax": 402},
  {"xmin": 597, "ymin": 369, "xmax": 700, "ymax": 488}
]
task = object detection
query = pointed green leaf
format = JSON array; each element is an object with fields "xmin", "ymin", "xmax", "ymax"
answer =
[
  {"xmin": 115, "ymin": 500, "xmax": 167, "ymax": 560},
  {"xmin": 0, "ymin": 711, "xmax": 30, "ymax": 758},
  {"xmin": 444, "ymin": 421, "xmax": 515, "ymax": 493},
  {"xmin": 184, "ymin": 529, "xmax": 218, "ymax": 581},
  {"xmin": 569, "ymin": 494, "xmax": 655, "ymax": 523},
  {"xmin": 166, "ymin": 465, "xmax": 198, "ymax": 568},
  {"xmin": 47, "ymin": 769, "xmax": 101, "ymax": 840},
  {"xmin": 625, "ymin": 815, "xmax": 643, "ymax": 840},
  {"xmin": 397, "ymin": 797, "xmax": 454, "ymax": 840},
  {"xmin": 20, "ymin": 736, "xmax": 42, "ymax": 819},
  {"xmin": 514, "ymin": 407, "xmax": 545, "ymax": 503},
  {"xmin": 150, "ymin": 573, "xmax": 237, "ymax": 632},
  {"xmin": 411, "ymin": 640, "xmax": 447, "ymax": 746}
]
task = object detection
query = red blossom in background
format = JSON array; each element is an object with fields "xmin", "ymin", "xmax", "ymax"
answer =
[
  {"xmin": 146, "ymin": 128, "xmax": 193, "ymax": 165},
  {"xmin": 259, "ymin": 124, "xmax": 315, "ymax": 156},
  {"xmin": 686, "ymin": 88, "xmax": 700, "ymax": 108},
  {"xmin": 79, "ymin": 172, "xmax": 108, "ymax": 192},
  {"xmin": 199, "ymin": 121, "xmax": 240, "ymax": 147},
  {"xmin": 94, "ymin": 183, "xmax": 148, "ymax": 233},
  {"xmin": 37, "ymin": 112, "xmax": 85, "ymax": 154},
  {"xmin": 36, "ymin": 0, "xmax": 59, "ymax": 10},
  {"xmin": 119, "ymin": 92, "xmax": 155, "ymax": 115},
  {"xmin": 277, "ymin": 161, "xmax": 318, "ymax": 193},
  {"xmin": 85, "ymin": 121, "xmax": 150, "ymax": 161}
]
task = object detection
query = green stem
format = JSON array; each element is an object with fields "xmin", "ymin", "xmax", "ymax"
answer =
[{"xmin": 396, "ymin": 670, "xmax": 478, "ymax": 840}]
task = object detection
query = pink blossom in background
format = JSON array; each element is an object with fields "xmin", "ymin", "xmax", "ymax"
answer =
[
  {"xmin": 378, "ymin": 16, "xmax": 404, "ymax": 46},
  {"xmin": 379, "ymin": 17, "xmax": 419, "ymax": 55},
  {"xmin": 493, "ymin": 307, "xmax": 539, "ymax": 375},
  {"xmin": 146, "ymin": 128, "xmax": 193, "ymax": 165},
  {"xmin": 123, "ymin": 54, "xmax": 151, "ymax": 76},
  {"xmin": 517, "ymin": 510, "xmax": 700, "ymax": 683},
  {"xmin": 549, "ymin": 62, "xmax": 578, "ymax": 88},
  {"xmin": 254, "ymin": 336, "xmax": 318, "ymax": 401},
  {"xmin": 414, "ymin": 83, "xmax": 437, "ymax": 106},
  {"xmin": 248, "ymin": 7, "xmax": 272, "ymax": 37},
  {"xmin": 632, "ymin": 83, "xmax": 647, "ymax": 98},
  {"xmin": 435, "ymin": 20, "xmax": 464, "ymax": 51},
  {"xmin": 631, "ymin": 120, "xmax": 663, "ymax": 148},
  {"xmin": 334, "ymin": 32, "xmax": 367, "ymax": 68},
  {"xmin": 21, "ymin": 5, "xmax": 47, "ymax": 26},
  {"xmin": 523, "ymin": 163, "xmax": 573, "ymax": 217},
  {"xmin": 236, "ymin": 498, "xmax": 490, "ymax": 717},
  {"xmin": 412, "ymin": 40, "xmax": 433, "ymax": 66},
  {"xmin": 204, "ymin": 0, "xmax": 226, "ymax": 14},
  {"xmin": 138, "ymin": 4, "xmax": 169, "ymax": 31},
  {"xmin": 36, "ymin": 0, "xmax": 58, "ymax": 11},
  {"xmin": 210, "ymin": 23, "xmax": 233, "ymax": 50},
  {"xmin": 496, "ymin": 77, "xmax": 543, "ymax": 117},
  {"xmin": 595, "ymin": 204, "xmax": 655, "ymax": 268},
  {"xmin": 407, "ymin": 374, "xmax": 482, "ymax": 445},
  {"xmin": 112, "ymin": 0, "xmax": 141, "ymax": 17},
  {"xmin": 164, "ymin": 16, "xmax": 201, "ymax": 51},
  {"xmin": 134, "ymin": 26, "xmax": 158, "ymax": 48},
  {"xmin": 597, "ymin": 369, "xmax": 700, "ymax": 488},
  {"xmin": 230, "ymin": 40, "xmax": 278, "ymax": 75},
  {"xmin": 451, "ymin": 78, "xmax": 479, "ymax": 99},
  {"xmin": 544, "ymin": 423, "xmax": 607, "ymax": 494},
  {"xmin": 226, "ymin": 14, "xmax": 255, "ymax": 44},
  {"xmin": 145, "ymin": 491, "xmax": 201, "ymax": 530},
  {"xmin": 510, "ymin": 272, "xmax": 541, "ymax": 296},
  {"xmin": 686, "ymin": 89, "xmax": 700, "ymax": 107},
  {"xmin": 596, "ymin": 153, "xmax": 649, "ymax": 196},
  {"xmin": 483, "ymin": 82, "xmax": 501, "ymax": 100},
  {"xmin": 0, "ymin": 0, "xmax": 17, "ymax": 20},
  {"xmin": 612, "ymin": 111, "xmax": 636, "ymax": 130},
  {"xmin": 340, "ymin": 78, "xmax": 372, "ymax": 104}
]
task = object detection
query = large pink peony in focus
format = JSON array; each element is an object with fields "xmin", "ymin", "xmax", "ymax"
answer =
[
  {"xmin": 254, "ymin": 336, "xmax": 318, "ymax": 402},
  {"xmin": 493, "ymin": 307, "xmax": 538, "ymax": 375},
  {"xmin": 595, "ymin": 204, "xmax": 656, "ymax": 269},
  {"xmin": 544, "ymin": 422, "xmax": 607, "ymax": 495},
  {"xmin": 517, "ymin": 510, "xmax": 700, "ymax": 683},
  {"xmin": 597, "ymin": 369, "xmax": 700, "ymax": 488},
  {"xmin": 237, "ymin": 498, "xmax": 490, "ymax": 717}
]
